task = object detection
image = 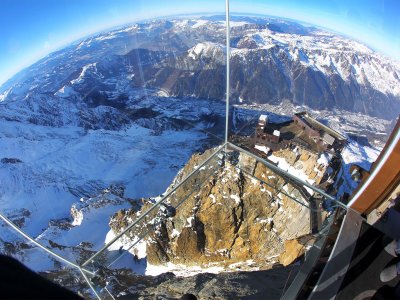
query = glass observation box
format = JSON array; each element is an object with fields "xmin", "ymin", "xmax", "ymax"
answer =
[{"xmin": 0, "ymin": 0, "xmax": 399, "ymax": 299}]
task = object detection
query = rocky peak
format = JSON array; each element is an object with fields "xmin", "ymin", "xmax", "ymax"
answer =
[
  {"xmin": 187, "ymin": 42, "xmax": 226, "ymax": 65},
  {"xmin": 108, "ymin": 145, "xmax": 331, "ymax": 271}
]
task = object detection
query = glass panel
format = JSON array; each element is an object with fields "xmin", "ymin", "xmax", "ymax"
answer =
[
  {"xmin": 226, "ymin": 1, "xmax": 398, "ymax": 296},
  {"xmin": 1, "ymin": 0, "xmax": 399, "ymax": 298},
  {"xmin": 227, "ymin": 0, "xmax": 398, "ymax": 203},
  {"xmin": 60, "ymin": 0, "xmax": 227, "ymax": 269},
  {"xmin": 0, "ymin": 0, "xmax": 226, "ymax": 293}
]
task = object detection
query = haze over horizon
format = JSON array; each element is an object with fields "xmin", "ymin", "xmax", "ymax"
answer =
[{"xmin": 0, "ymin": 0, "xmax": 399, "ymax": 86}]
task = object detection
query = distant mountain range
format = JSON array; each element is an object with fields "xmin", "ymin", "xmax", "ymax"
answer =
[{"xmin": 1, "ymin": 15, "xmax": 399, "ymax": 121}]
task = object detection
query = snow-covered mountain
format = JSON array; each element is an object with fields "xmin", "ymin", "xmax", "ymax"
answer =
[
  {"xmin": 1, "ymin": 15, "xmax": 399, "ymax": 120},
  {"xmin": 0, "ymin": 14, "xmax": 394, "ymax": 277}
]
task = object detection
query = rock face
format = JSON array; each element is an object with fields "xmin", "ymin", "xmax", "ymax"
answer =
[
  {"xmin": 139, "ymin": 265, "xmax": 299, "ymax": 300},
  {"xmin": 43, "ymin": 262, "xmax": 299, "ymax": 300},
  {"xmin": 109, "ymin": 145, "xmax": 332, "ymax": 269},
  {"xmin": 279, "ymin": 238, "xmax": 308, "ymax": 267}
]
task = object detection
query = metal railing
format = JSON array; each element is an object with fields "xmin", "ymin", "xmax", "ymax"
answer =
[
  {"xmin": 0, "ymin": 212, "xmax": 101, "ymax": 299},
  {"xmin": 82, "ymin": 143, "xmax": 226, "ymax": 268},
  {"xmin": 227, "ymin": 142, "xmax": 347, "ymax": 209}
]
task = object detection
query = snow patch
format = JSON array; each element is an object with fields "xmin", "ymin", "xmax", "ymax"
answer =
[
  {"xmin": 230, "ymin": 194, "xmax": 241, "ymax": 205},
  {"xmin": 104, "ymin": 229, "xmax": 147, "ymax": 259},
  {"xmin": 55, "ymin": 85, "xmax": 76, "ymax": 98},
  {"xmin": 268, "ymin": 154, "xmax": 316, "ymax": 195},
  {"xmin": 317, "ymin": 153, "xmax": 332, "ymax": 166},
  {"xmin": 254, "ymin": 145, "xmax": 270, "ymax": 154},
  {"xmin": 191, "ymin": 20, "xmax": 208, "ymax": 28},
  {"xmin": 209, "ymin": 194, "xmax": 216, "ymax": 203},
  {"xmin": 170, "ymin": 228, "xmax": 180, "ymax": 239},
  {"xmin": 146, "ymin": 262, "xmax": 225, "ymax": 277}
]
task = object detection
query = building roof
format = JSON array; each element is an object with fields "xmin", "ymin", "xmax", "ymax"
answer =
[
  {"xmin": 259, "ymin": 115, "xmax": 268, "ymax": 122},
  {"xmin": 295, "ymin": 112, "xmax": 347, "ymax": 141},
  {"xmin": 273, "ymin": 130, "xmax": 281, "ymax": 137},
  {"xmin": 322, "ymin": 132, "xmax": 335, "ymax": 145}
]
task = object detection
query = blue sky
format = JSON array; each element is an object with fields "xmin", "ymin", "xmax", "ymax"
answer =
[{"xmin": 0, "ymin": 0, "xmax": 399, "ymax": 86}]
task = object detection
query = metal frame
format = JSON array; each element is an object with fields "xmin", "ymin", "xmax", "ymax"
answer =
[
  {"xmin": 225, "ymin": 0, "xmax": 230, "ymax": 145},
  {"xmin": 79, "ymin": 267, "xmax": 102, "ymax": 300},
  {"xmin": 0, "ymin": 212, "xmax": 100, "ymax": 299},
  {"xmin": 227, "ymin": 142, "xmax": 346, "ymax": 208},
  {"xmin": 308, "ymin": 208, "xmax": 363, "ymax": 299},
  {"xmin": 0, "ymin": 139, "xmax": 345, "ymax": 300},
  {"xmin": 347, "ymin": 121, "xmax": 400, "ymax": 213},
  {"xmin": 0, "ymin": 213, "xmax": 94, "ymax": 276},
  {"xmin": 0, "ymin": 141, "xmax": 345, "ymax": 299},
  {"xmin": 281, "ymin": 214, "xmax": 336, "ymax": 300}
]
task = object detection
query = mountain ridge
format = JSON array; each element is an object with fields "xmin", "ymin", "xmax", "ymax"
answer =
[{"xmin": 1, "ymin": 15, "xmax": 399, "ymax": 120}]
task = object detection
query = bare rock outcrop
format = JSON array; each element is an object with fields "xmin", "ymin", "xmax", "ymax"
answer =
[{"xmin": 109, "ymin": 145, "xmax": 331, "ymax": 269}]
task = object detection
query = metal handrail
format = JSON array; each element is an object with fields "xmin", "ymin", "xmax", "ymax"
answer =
[
  {"xmin": 227, "ymin": 142, "xmax": 347, "ymax": 209},
  {"xmin": 0, "ymin": 212, "xmax": 95, "ymax": 276}
]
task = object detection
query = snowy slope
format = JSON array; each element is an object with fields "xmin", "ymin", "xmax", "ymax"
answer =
[
  {"xmin": 338, "ymin": 139, "xmax": 380, "ymax": 194},
  {"xmin": 0, "ymin": 119, "xmax": 210, "ymax": 221}
]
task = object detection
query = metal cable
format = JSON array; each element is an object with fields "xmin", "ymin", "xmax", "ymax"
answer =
[
  {"xmin": 0, "ymin": 212, "xmax": 95, "ymax": 276},
  {"xmin": 79, "ymin": 267, "xmax": 102, "ymax": 300}
]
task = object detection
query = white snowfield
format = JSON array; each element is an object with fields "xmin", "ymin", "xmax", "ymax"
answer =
[
  {"xmin": 0, "ymin": 118, "xmax": 206, "ymax": 237},
  {"xmin": 146, "ymin": 262, "xmax": 225, "ymax": 277},
  {"xmin": 70, "ymin": 63, "xmax": 103, "ymax": 85}
]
